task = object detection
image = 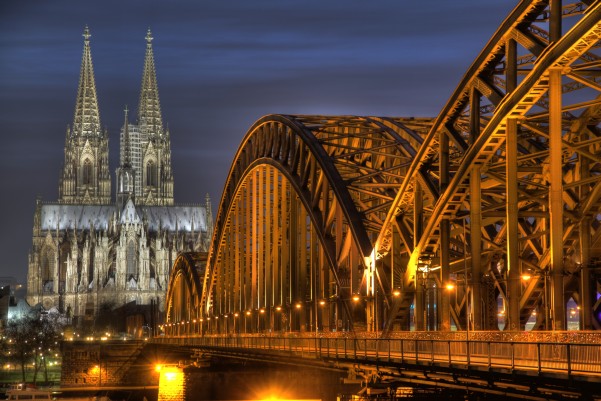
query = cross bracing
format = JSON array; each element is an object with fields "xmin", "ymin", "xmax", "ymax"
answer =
[{"xmin": 166, "ymin": 1, "xmax": 601, "ymax": 335}]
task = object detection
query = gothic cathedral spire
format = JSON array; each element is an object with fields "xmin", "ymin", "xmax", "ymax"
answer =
[
  {"xmin": 116, "ymin": 106, "xmax": 135, "ymax": 209},
  {"xmin": 135, "ymin": 28, "xmax": 174, "ymax": 205},
  {"xmin": 138, "ymin": 28, "xmax": 163, "ymax": 138},
  {"xmin": 59, "ymin": 26, "xmax": 111, "ymax": 204},
  {"xmin": 73, "ymin": 26, "xmax": 100, "ymax": 137}
]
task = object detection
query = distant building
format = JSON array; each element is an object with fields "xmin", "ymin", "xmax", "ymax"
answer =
[{"xmin": 27, "ymin": 27, "xmax": 212, "ymax": 327}]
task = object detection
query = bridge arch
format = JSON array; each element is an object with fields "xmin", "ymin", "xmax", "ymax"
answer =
[
  {"xmin": 166, "ymin": 1, "xmax": 601, "ymax": 336},
  {"xmin": 379, "ymin": 1, "xmax": 601, "ymax": 332},
  {"xmin": 164, "ymin": 252, "xmax": 206, "ymax": 336},
  {"xmin": 199, "ymin": 115, "xmax": 429, "ymax": 333}
]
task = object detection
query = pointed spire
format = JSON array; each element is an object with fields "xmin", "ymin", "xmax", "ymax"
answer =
[
  {"xmin": 122, "ymin": 105, "xmax": 131, "ymax": 167},
  {"xmin": 138, "ymin": 28, "xmax": 163, "ymax": 138},
  {"xmin": 72, "ymin": 25, "xmax": 101, "ymax": 138}
]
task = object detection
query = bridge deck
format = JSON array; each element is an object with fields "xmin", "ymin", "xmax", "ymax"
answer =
[{"xmin": 154, "ymin": 333, "xmax": 601, "ymax": 399}]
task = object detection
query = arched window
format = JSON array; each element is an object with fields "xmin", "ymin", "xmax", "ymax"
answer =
[
  {"xmin": 127, "ymin": 241, "xmax": 136, "ymax": 278},
  {"xmin": 146, "ymin": 161, "xmax": 157, "ymax": 187},
  {"xmin": 82, "ymin": 159, "xmax": 93, "ymax": 185},
  {"xmin": 42, "ymin": 248, "xmax": 55, "ymax": 293}
]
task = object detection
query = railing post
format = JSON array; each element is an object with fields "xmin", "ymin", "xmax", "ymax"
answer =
[
  {"xmin": 487, "ymin": 342, "xmax": 491, "ymax": 369},
  {"xmin": 511, "ymin": 342, "xmax": 515, "ymax": 371},
  {"xmin": 388, "ymin": 339, "xmax": 391, "ymax": 363},
  {"xmin": 354, "ymin": 338, "xmax": 357, "ymax": 361},
  {"xmin": 415, "ymin": 339, "xmax": 418, "ymax": 363},
  {"xmin": 430, "ymin": 340, "xmax": 434, "ymax": 364},
  {"xmin": 345, "ymin": 338, "xmax": 349, "ymax": 359},
  {"xmin": 567, "ymin": 344, "xmax": 572, "ymax": 377},
  {"xmin": 537, "ymin": 342, "xmax": 541, "ymax": 374},
  {"xmin": 364, "ymin": 339, "xmax": 367, "ymax": 360},
  {"xmin": 466, "ymin": 338, "xmax": 470, "ymax": 367},
  {"xmin": 401, "ymin": 339, "xmax": 404, "ymax": 363},
  {"xmin": 448, "ymin": 341, "xmax": 451, "ymax": 366},
  {"xmin": 335, "ymin": 338, "xmax": 338, "ymax": 359}
]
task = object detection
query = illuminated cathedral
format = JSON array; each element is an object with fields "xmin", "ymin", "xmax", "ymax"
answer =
[{"xmin": 26, "ymin": 27, "xmax": 212, "ymax": 325}]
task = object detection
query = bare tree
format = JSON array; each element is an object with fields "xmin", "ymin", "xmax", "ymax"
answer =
[{"xmin": 4, "ymin": 309, "xmax": 63, "ymax": 384}]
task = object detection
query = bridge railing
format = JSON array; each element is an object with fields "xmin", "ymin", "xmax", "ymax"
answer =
[{"xmin": 154, "ymin": 335, "xmax": 601, "ymax": 378}]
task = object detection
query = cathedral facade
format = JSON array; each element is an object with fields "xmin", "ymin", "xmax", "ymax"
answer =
[{"xmin": 27, "ymin": 27, "xmax": 212, "ymax": 324}]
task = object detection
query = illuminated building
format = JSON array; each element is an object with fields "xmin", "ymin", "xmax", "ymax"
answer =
[{"xmin": 26, "ymin": 27, "xmax": 212, "ymax": 325}]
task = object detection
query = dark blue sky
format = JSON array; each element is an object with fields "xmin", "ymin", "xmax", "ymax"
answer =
[{"xmin": 0, "ymin": 1, "xmax": 516, "ymax": 284}]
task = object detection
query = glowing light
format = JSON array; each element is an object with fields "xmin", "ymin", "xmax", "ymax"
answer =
[
  {"xmin": 260, "ymin": 309, "xmax": 265, "ymax": 314},
  {"xmin": 295, "ymin": 303, "xmax": 302, "ymax": 309},
  {"xmin": 445, "ymin": 283, "xmax": 455, "ymax": 291},
  {"xmin": 319, "ymin": 300, "xmax": 326, "ymax": 306},
  {"xmin": 246, "ymin": 310, "xmax": 251, "ymax": 316},
  {"xmin": 352, "ymin": 294, "xmax": 360, "ymax": 302},
  {"xmin": 158, "ymin": 365, "xmax": 184, "ymax": 401},
  {"xmin": 392, "ymin": 289, "xmax": 401, "ymax": 297},
  {"xmin": 521, "ymin": 274, "xmax": 532, "ymax": 281},
  {"xmin": 275, "ymin": 306, "xmax": 282, "ymax": 312}
]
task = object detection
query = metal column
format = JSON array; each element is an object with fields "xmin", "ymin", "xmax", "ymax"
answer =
[{"xmin": 506, "ymin": 118, "xmax": 520, "ymax": 331}]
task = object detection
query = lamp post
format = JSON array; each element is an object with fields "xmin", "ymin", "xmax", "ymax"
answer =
[
  {"xmin": 259, "ymin": 308, "xmax": 265, "ymax": 333},
  {"xmin": 294, "ymin": 302, "xmax": 302, "ymax": 332},
  {"xmin": 521, "ymin": 269, "xmax": 550, "ymax": 330}
]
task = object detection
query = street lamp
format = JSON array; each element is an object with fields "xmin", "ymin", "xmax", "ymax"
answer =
[
  {"xmin": 259, "ymin": 308, "xmax": 265, "ymax": 332},
  {"xmin": 521, "ymin": 270, "xmax": 549, "ymax": 330}
]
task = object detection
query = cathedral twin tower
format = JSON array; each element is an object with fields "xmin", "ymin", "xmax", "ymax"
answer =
[
  {"xmin": 27, "ymin": 27, "xmax": 211, "ymax": 326},
  {"xmin": 60, "ymin": 27, "xmax": 173, "ymax": 207}
]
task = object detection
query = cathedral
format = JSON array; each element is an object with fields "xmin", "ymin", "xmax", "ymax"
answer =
[{"xmin": 26, "ymin": 27, "xmax": 212, "ymax": 325}]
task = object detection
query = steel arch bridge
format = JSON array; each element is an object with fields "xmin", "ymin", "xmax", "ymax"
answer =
[{"xmin": 165, "ymin": 0, "xmax": 601, "ymax": 336}]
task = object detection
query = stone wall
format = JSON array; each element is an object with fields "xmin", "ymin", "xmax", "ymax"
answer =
[{"xmin": 61, "ymin": 340, "xmax": 145, "ymax": 386}]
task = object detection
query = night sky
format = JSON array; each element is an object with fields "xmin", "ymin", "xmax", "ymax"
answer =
[{"xmin": 0, "ymin": 1, "xmax": 515, "ymax": 286}]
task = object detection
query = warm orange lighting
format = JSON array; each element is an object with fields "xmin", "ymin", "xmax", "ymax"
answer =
[
  {"xmin": 158, "ymin": 366, "xmax": 184, "ymax": 400},
  {"xmin": 260, "ymin": 309, "xmax": 265, "ymax": 314},
  {"xmin": 275, "ymin": 306, "xmax": 282, "ymax": 312},
  {"xmin": 352, "ymin": 294, "xmax": 360, "ymax": 302},
  {"xmin": 155, "ymin": 364, "xmax": 162, "ymax": 372},
  {"xmin": 234, "ymin": 312, "xmax": 239, "ymax": 317},
  {"xmin": 246, "ymin": 310, "xmax": 251, "ymax": 316},
  {"xmin": 392, "ymin": 289, "xmax": 401, "ymax": 297},
  {"xmin": 319, "ymin": 300, "xmax": 326, "ymax": 306},
  {"xmin": 295, "ymin": 302, "xmax": 302, "ymax": 309},
  {"xmin": 445, "ymin": 283, "xmax": 455, "ymax": 291},
  {"xmin": 521, "ymin": 274, "xmax": 532, "ymax": 281}
]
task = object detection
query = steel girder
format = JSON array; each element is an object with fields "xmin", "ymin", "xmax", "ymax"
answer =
[
  {"xmin": 169, "ymin": 1, "xmax": 601, "ymax": 335},
  {"xmin": 379, "ymin": 0, "xmax": 601, "ymax": 332},
  {"xmin": 198, "ymin": 115, "xmax": 430, "ymax": 332}
]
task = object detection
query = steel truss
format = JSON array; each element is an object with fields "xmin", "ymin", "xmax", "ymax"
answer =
[{"xmin": 166, "ymin": 1, "xmax": 601, "ymax": 334}]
